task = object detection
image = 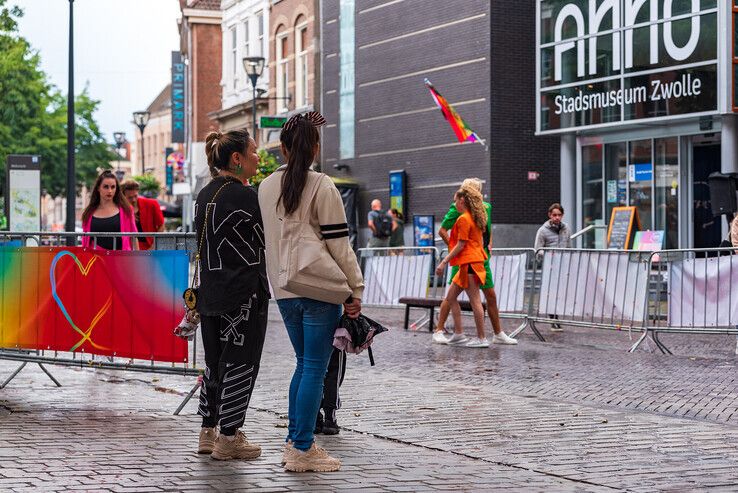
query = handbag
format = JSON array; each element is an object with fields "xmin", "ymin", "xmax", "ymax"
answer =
[
  {"xmin": 174, "ymin": 180, "xmax": 234, "ymax": 340},
  {"xmin": 278, "ymin": 173, "xmax": 353, "ymax": 304}
]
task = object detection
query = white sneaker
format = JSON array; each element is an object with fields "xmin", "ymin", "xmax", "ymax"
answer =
[
  {"xmin": 446, "ymin": 333, "xmax": 469, "ymax": 345},
  {"xmin": 432, "ymin": 331, "xmax": 449, "ymax": 345},
  {"xmin": 550, "ymin": 325, "xmax": 564, "ymax": 332},
  {"xmin": 492, "ymin": 332, "xmax": 518, "ymax": 345},
  {"xmin": 465, "ymin": 337, "xmax": 490, "ymax": 348}
]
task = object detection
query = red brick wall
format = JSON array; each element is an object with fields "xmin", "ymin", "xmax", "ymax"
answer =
[
  {"xmin": 268, "ymin": 0, "xmax": 317, "ymax": 116},
  {"xmin": 192, "ymin": 23, "xmax": 222, "ymax": 141}
]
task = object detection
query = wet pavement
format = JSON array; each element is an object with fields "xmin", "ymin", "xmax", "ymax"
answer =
[{"xmin": 1, "ymin": 304, "xmax": 737, "ymax": 492}]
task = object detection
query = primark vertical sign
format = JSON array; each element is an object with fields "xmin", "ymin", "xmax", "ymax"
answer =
[
  {"xmin": 537, "ymin": 0, "xmax": 719, "ymax": 133},
  {"xmin": 171, "ymin": 51, "xmax": 185, "ymax": 143}
]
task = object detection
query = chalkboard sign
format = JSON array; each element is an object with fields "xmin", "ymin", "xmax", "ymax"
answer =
[{"xmin": 606, "ymin": 206, "xmax": 640, "ymax": 249}]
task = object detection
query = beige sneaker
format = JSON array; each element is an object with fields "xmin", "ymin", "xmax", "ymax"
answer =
[
  {"xmin": 210, "ymin": 431, "xmax": 261, "ymax": 460},
  {"xmin": 198, "ymin": 427, "xmax": 217, "ymax": 454},
  {"xmin": 284, "ymin": 443, "xmax": 341, "ymax": 472},
  {"xmin": 281, "ymin": 440, "xmax": 297, "ymax": 466}
]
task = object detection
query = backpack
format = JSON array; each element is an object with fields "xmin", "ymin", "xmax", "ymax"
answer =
[{"xmin": 375, "ymin": 211, "xmax": 393, "ymax": 238}]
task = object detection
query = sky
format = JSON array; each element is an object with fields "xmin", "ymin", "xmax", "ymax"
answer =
[{"xmin": 14, "ymin": 0, "xmax": 182, "ymax": 143}]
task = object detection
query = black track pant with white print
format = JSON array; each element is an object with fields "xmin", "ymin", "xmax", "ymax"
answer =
[
  {"xmin": 321, "ymin": 348, "xmax": 346, "ymax": 422},
  {"xmin": 198, "ymin": 295, "xmax": 268, "ymax": 435}
]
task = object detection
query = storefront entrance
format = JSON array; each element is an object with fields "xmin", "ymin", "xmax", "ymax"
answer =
[{"xmin": 692, "ymin": 143, "xmax": 722, "ymax": 248}]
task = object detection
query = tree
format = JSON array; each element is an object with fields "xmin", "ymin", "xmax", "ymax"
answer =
[
  {"xmin": 0, "ymin": 2, "xmax": 116, "ymax": 197},
  {"xmin": 250, "ymin": 149, "xmax": 280, "ymax": 188},
  {"xmin": 131, "ymin": 174, "xmax": 162, "ymax": 198}
]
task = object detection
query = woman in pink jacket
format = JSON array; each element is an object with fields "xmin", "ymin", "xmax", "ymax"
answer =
[{"xmin": 81, "ymin": 170, "xmax": 138, "ymax": 250}]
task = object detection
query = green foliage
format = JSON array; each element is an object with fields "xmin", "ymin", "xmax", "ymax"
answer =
[
  {"xmin": 250, "ymin": 149, "xmax": 280, "ymax": 188},
  {"xmin": 132, "ymin": 173, "xmax": 162, "ymax": 198},
  {"xmin": 0, "ymin": 1, "xmax": 116, "ymax": 197}
]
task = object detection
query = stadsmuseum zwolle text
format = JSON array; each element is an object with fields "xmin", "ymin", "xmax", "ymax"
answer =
[{"xmin": 553, "ymin": 74, "xmax": 703, "ymax": 115}]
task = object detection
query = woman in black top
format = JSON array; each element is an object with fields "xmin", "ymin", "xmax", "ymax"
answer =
[
  {"xmin": 81, "ymin": 170, "xmax": 138, "ymax": 250},
  {"xmin": 193, "ymin": 129, "xmax": 269, "ymax": 462}
]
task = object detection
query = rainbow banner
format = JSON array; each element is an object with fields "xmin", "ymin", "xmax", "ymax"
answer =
[
  {"xmin": 0, "ymin": 247, "xmax": 189, "ymax": 363},
  {"xmin": 425, "ymin": 78, "xmax": 485, "ymax": 147}
]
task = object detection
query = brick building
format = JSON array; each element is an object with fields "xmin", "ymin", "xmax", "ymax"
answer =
[
  {"xmin": 209, "ymin": 0, "xmax": 270, "ymax": 142},
  {"xmin": 263, "ymin": 0, "xmax": 319, "ymax": 149},
  {"xmin": 178, "ymin": 0, "xmax": 223, "ymax": 197},
  {"xmin": 320, "ymin": 0, "xmax": 559, "ymax": 246}
]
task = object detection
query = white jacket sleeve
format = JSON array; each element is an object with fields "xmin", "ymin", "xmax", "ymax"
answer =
[{"xmin": 313, "ymin": 176, "xmax": 365, "ymax": 300}]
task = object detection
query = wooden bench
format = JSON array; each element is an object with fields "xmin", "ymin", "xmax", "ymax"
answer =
[{"xmin": 398, "ymin": 296, "xmax": 487, "ymax": 332}]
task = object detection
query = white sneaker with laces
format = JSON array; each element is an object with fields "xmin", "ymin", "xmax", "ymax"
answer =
[
  {"xmin": 445, "ymin": 333, "xmax": 469, "ymax": 345},
  {"xmin": 465, "ymin": 337, "xmax": 490, "ymax": 348},
  {"xmin": 432, "ymin": 331, "xmax": 449, "ymax": 345},
  {"xmin": 492, "ymin": 332, "xmax": 518, "ymax": 345}
]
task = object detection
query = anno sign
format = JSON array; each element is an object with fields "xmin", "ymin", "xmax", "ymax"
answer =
[{"xmin": 537, "ymin": 0, "xmax": 719, "ymax": 133}]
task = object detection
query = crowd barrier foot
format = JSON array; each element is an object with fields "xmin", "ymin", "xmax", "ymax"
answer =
[
  {"xmin": 652, "ymin": 332, "xmax": 672, "ymax": 355},
  {"xmin": 1, "ymin": 361, "xmax": 62, "ymax": 389},
  {"xmin": 174, "ymin": 379, "xmax": 202, "ymax": 416},
  {"xmin": 510, "ymin": 320, "xmax": 546, "ymax": 342}
]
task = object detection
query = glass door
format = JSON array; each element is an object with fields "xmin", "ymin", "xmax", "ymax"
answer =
[
  {"xmin": 628, "ymin": 140, "xmax": 653, "ymax": 231},
  {"xmin": 654, "ymin": 138, "xmax": 679, "ymax": 249}
]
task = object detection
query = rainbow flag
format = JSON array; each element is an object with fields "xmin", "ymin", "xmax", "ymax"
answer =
[{"xmin": 425, "ymin": 78, "xmax": 485, "ymax": 147}]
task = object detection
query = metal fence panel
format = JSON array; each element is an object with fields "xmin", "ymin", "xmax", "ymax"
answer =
[
  {"xmin": 358, "ymin": 247, "xmax": 437, "ymax": 306},
  {"xmin": 534, "ymin": 249, "xmax": 649, "ymax": 328}
]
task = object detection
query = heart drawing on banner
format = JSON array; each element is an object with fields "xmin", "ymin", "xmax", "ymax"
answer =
[{"xmin": 50, "ymin": 251, "xmax": 113, "ymax": 352}]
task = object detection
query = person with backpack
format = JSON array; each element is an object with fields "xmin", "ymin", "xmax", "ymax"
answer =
[
  {"xmin": 367, "ymin": 199, "xmax": 393, "ymax": 248},
  {"xmin": 258, "ymin": 111, "xmax": 364, "ymax": 472}
]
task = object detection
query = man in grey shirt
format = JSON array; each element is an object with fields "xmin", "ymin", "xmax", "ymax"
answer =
[
  {"xmin": 534, "ymin": 203, "xmax": 572, "ymax": 250},
  {"xmin": 534, "ymin": 203, "xmax": 572, "ymax": 332}
]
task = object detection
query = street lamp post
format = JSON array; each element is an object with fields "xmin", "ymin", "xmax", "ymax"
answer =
[
  {"xmin": 133, "ymin": 111, "xmax": 150, "ymax": 174},
  {"xmin": 242, "ymin": 56, "xmax": 265, "ymax": 144},
  {"xmin": 113, "ymin": 131, "xmax": 126, "ymax": 182},
  {"xmin": 65, "ymin": 0, "xmax": 75, "ymax": 242}
]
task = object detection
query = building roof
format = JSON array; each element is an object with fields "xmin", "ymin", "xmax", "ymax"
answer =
[
  {"xmin": 147, "ymin": 84, "xmax": 172, "ymax": 115},
  {"xmin": 187, "ymin": 0, "xmax": 221, "ymax": 10}
]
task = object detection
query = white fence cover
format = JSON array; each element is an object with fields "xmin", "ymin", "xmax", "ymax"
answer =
[
  {"xmin": 362, "ymin": 254, "xmax": 433, "ymax": 305},
  {"xmin": 668, "ymin": 255, "xmax": 738, "ymax": 328},
  {"xmin": 538, "ymin": 250, "xmax": 648, "ymax": 323},
  {"xmin": 445, "ymin": 253, "xmax": 528, "ymax": 312}
]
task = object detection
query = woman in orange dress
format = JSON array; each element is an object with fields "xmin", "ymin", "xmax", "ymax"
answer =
[{"xmin": 434, "ymin": 185, "xmax": 489, "ymax": 348}]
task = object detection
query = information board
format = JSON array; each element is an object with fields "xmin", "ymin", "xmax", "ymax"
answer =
[
  {"xmin": 413, "ymin": 215, "xmax": 434, "ymax": 247},
  {"xmin": 389, "ymin": 170, "xmax": 406, "ymax": 216},
  {"xmin": 5, "ymin": 155, "xmax": 41, "ymax": 232},
  {"xmin": 606, "ymin": 206, "xmax": 640, "ymax": 250}
]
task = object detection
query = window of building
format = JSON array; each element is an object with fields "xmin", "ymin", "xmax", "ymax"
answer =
[
  {"xmin": 339, "ymin": 0, "xmax": 355, "ymax": 159},
  {"xmin": 276, "ymin": 29, "xmax": 289, "ymax": 113},
  {"xmin": 582, "ymin": 137, "xmax": 680, "ymax": 249},
  {"xmin": 243, "ymin": 18, "xmax": 250, "ymax": 58},
  {"xmin": 230, "ymin": 26, "xmax": 238, "ymax": 89},
  {"xmin": 734, "ymin": 1, "xmax": 738, "ymax": 109},
  {"xmin": 295, "ymin": 19, "xmax": 308, "ymax": 108},
  {"xmin": 256, "ymin": 11, "xmax": 264, "ymax": 56}
]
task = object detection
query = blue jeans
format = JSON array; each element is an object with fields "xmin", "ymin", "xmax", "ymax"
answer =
[{"xmin": 277, "ymin": 298, "xmax": 341, "ymax": 451}]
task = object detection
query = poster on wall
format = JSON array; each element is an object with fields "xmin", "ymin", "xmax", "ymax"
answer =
[
  {"xmin": 389, "ymin": 170, "xmax": 406, "ymax": 216},
  {"xmin": 413, "ymin": 215, "xmax": 435, "ymax": 247},
  {"xmin": 5, "ymin": 155, "xmax": 41, "ymax": 232}
]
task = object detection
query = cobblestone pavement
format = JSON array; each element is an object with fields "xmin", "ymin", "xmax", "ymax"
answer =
[{"xmin": 1, "ymin": 304, "xmax": 738, "ymax": 492}]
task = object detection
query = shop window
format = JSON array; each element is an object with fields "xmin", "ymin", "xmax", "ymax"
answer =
[
  {"xmin": 654, "ymin": 138, "xmax": 679, "ymax": 249},
  {"xmin": 582, "ymin": 144, "xmax": 603, "ymax": 249},
  {"xmin": 628, "ymin": 140, "xmax": 653, "ymax": 231},
  {"xmin": 604, "ymin": 142, "xmax": 627, "ymax": 224}
]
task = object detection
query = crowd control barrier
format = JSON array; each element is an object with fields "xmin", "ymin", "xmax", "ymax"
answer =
[
  {"xmin": 511, "ymin": 248, "xmax": 651, "ymax": 343},
  {"xmin": 630, "ymin": 248, "xmax": 738, "ymax": 354},
  {"xmin": 357, "ymin": 247, "xmax": 439, "ymax": 306},
  {"xmin": 364, "ymin": 244, "xmax": 737, "ymax": 353},
  {"xmin": 0, "ymin": 231, "xmax": 201, "ymax": 414}
]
